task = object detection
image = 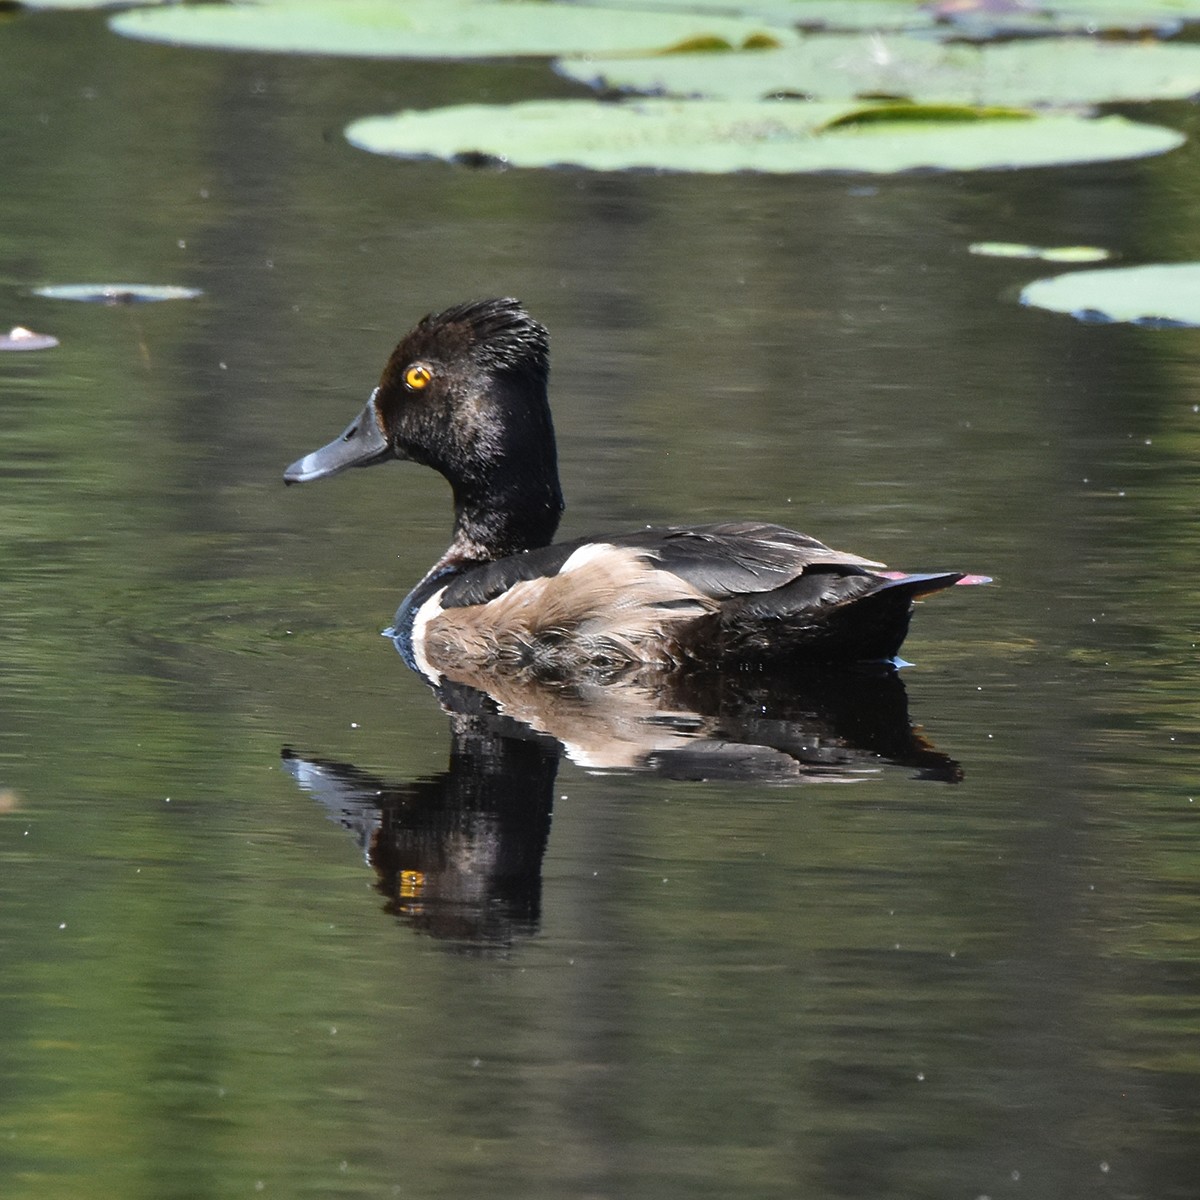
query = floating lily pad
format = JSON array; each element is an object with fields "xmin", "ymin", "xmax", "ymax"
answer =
[
  {"xmin": 18, "ymin": 0, "xmax": 174, "ymax": 9},
  {"xmin": 33, "ymin": 284, "xmax": 203, "ymax": 304},
  {"xmin": 928, "ymin": 0, "xmax": 1200, "ymax": 38},
  {"xmin": 558, "ymin": 33, "xmax": 1200, "ymax": 108},
  {"xmin": 345, "ymin": 98, "xmax": 1184, "ymax": 174},
  {"xmin": 970, "ymin": 242, "xmax": 1112, "ymax": 262},
  {"xmin": 1020, "ymin": 262, "xmax": 1200, "ymax": 326},
  {"xmin": 564, "ymin": 0, "xmax": 937, "ymax": 29},
  {"xmin": 574, "ymin": 0, "xmax": 1200, "ymax": 37},
  {"xmin": 0, "ymin": 326, "xmax": 58, "ymax": 351},
  {"xmin": 110, "ymin": 0, "xmax": 792, "ymax": 59}
]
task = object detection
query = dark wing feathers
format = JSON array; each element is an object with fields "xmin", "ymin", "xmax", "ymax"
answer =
[
  {"xmin": 614, "ymin": 522, "xmax": 884, "ymax": 600},
  {"xmin": 441, "ymin": 522, "xmax": 885, "ymax": 611}
]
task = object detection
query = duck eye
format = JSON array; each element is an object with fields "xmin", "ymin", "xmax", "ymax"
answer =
[{"xmin": 404, "ymin": 364, "xmax": 433, "ymax": 391}]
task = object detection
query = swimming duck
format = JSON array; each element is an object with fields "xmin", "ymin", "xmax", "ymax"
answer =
[{"xmin": 284, "ymin": 298, "xmax": 984, "ymax": 678}]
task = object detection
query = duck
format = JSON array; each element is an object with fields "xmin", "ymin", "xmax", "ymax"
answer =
[{"xmin": 284, "ymin": 298, "xmax": 986, "ymax": 680}]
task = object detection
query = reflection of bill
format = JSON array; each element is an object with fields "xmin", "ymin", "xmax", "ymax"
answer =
[{"xmin": 283, "ymin": 665, "xmax": 960, "ymax": 949}]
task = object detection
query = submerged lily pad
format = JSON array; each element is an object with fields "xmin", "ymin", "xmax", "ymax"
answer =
[
  {"xmin": 110, "ymin": 0, "xmax": 792, "ymax": 59},
  {"xmin": 558, "ymin": 33, "xmax": 1200, "ymax": 107},
  {"xmin": 970, "ymin": 242, "xmax": 1112, "ymax": 262},
  {"xmin": 0, "ymin": 326, "xmax": 58, "ymax": 351},
  {"xmin": 1020, "ymin": 262, "xmax": 1200, "ymax": 326},
  {"xmin": 33, "ymin": 284, "xmax": 203, "ymax": 304},
  {"xmin": 346, "ymin": 98, "xmax": 1184, "ymax": 174}
]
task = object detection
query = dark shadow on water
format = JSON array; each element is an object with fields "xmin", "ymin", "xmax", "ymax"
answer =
[{"xmin": 282, "ymin": 665, "xmax": 961, "ymax": 951}]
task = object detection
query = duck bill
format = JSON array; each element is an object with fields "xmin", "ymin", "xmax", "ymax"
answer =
[{"xmin": 284, "ymin": 394, "xmax": 393, "ymax": 484}]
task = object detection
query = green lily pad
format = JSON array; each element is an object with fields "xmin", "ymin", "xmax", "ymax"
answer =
[
  {"xmin": 970, "ymin": 242, "xmax": 1112, "ymax": 262},
  {"xmin": 18, "ymin": 0, "xmax": 173, "ymax": 8},
  {"xmin": 33, "ymin": 284, "xmax": 203, "ymax": 303},
  {"xmin": 573, "ymin": 0, "xmax": 1200, "ymax": 37},
  {"xmin": 1020, "ymin": 262, "xmax": 1200, "ymax": 326},
  {"xmin": 562, "ymin": 0, "xmax": 936, "ymax": 30},
  {"xmin": 930, "ymin": 0, "xmax": 1200, "ymax": 38},
  {"xmin": 345, "ymin": 98, "xmax": 1184, "ymax": 174},
  {"xmin": 110, "ymin": 0, "xmax": 792, "ymax": 59},
  {"xmin": 558, "ymin": 33, "xmax": 1200, "ymax": 107}
]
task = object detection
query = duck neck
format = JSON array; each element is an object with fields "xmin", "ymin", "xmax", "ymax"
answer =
[
  {"xmin": 420, "ymin": 368, "xmax": 565, "ymax": 579},
  {"xmin": 441, "ymin": 470, "xmax": 564, "ymax": 572}
]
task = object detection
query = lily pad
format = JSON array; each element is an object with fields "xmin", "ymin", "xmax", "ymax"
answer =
[
  {"xmin": 604, "ymin": 0, "xmax": 1200, "ymax": 36},
  {"xmin": 970, "ymin": 242, "xmax": 1112, "ymax": 262},
  {"xmin": 573, "ymin": 0, "xmax": 1200, "ymax": 37},
  {"xmin": 0, "ymin": 326, "xmax": 58, "ymax": 351},
  {"xmin": 562, "ymin": 0, "xmax": 937, "ymax": 29},
  {"xmin": 18, "ymin": 0, "xmax": 173, "ymax": 9},
  {"xmin": 110, "ymin": 0, "xmax": 792, "ymax": 59},
  {"xmin": 928, "ymin": 0, "xmax": 1200, "ymax": 38},
  {"xmin": 345, "ymin": 98, "xmax": 1184, "ymax": 174},
  {"xmin": 33, "ymin": 284, "xmax": 203, "ymax": 304},
  {"xmin": 1020, "ymin": 262, "xmax": 1200, "ymax": 326},
  {"xmin": 558, "ymin": 33, "xmax": 1200, "ymax": 108}
]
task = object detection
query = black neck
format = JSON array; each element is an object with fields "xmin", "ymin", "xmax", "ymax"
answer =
[
  {"xmin": 437, "ymin": 373, "xmax": 564, "ymax": 570},
  {"xmin": 443, "ymin": 470, "xmax": 564, "ymax": 569}
]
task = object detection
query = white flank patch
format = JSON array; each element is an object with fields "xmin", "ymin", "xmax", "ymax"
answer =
[
  {"xmin": 410, "ymin": 585, "xmax": 448, "ymax": 682},
  {"xmin": 558, "ymin": 542, "xmax": 615, "ymax": 574}
]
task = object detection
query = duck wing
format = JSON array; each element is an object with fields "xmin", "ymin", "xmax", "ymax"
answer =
[{"xmin": 610, "ymin": 521, "xmax": 886, "ymax": 599}]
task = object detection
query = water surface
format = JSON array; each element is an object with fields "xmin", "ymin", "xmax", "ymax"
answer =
[{"xmin": 1, "ymin": 10, "xmax": 1198, "ymax": 1200}]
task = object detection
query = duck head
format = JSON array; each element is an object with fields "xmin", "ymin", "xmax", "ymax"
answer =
[{"xmin": 284, "ymin": 298, "xmax": 565, "ymax": 566}]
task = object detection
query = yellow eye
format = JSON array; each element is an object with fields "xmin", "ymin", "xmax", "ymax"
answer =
[{"xmin": 404, "ymin": 363, "xmax": 433, "ymax": 391}]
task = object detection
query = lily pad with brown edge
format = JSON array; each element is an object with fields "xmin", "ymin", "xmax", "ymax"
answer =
[
  {"xmin": 110, "ymin": 0, "xmax": 793, "ymax": 59},
  {"xmin": 1020, "ymin": 262, "xmax": 1200, "ymax": 326},
  {"xmin": 33, "ymin": 284, "xmax": 203, "ymax": 303},
  {"xmin": 344, "ymin": 98, "xmax": 1185, "ymax": 174},
  {"xmin": 556, "ymin": 33, "xmax": 1200, "ymax": 108}
]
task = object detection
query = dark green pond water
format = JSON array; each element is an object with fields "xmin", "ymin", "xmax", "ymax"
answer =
[{"xmin": 2, "ymin": 9, "xmax": 1199, "ymax": 1199}]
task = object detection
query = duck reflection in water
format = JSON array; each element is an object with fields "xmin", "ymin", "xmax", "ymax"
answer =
[{"xmin": 282, "ymin": 665, "xmax": 961, "ymax": 950}]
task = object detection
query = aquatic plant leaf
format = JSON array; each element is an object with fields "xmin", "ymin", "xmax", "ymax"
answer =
[
  {"xmin": 558, "ymin": 34, "xmax": 1200, "ymax": 107},
  {"xmin": 33, "ymin": 283, "xmax": 203, "ymax": 303},
  {"xmin": 970, "ymin": 242, "xmax": 1112, "ymax": 262},
  {"xmin": 18, "ymin": 0, "xmax": 173, "ymax": 8},
  {"xmin": 930, "ymin": 0, "xmax": 1200, "ymax": 37},
  {"xmin": 1020, "ymin": 262, "xmax": 1200, "ymax": 326},
  {"xmin": 0, "ymin": 326, "xmax": 58, "ymax": 351},
  {"xmin": 345, "ymin": 99, "xmax": 1184, "ymax": 174},
  {"xmin": 574, "ymin": 0, "xmax": 1200, "ymax": 37},
  {"xmin": 110, "ymin": 0, "xmax": 792, "ymax": 59}
]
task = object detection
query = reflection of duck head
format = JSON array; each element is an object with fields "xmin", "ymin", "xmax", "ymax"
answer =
[
  {"xmin": 283, "ymin": 664, "xmax": 960, "ymax": 948},
  {"xmin": 284, "ymin": 298, "xmax": 987, "ymax": 677},
  {"xmin": 282, "ymin": 709, "xmax": 559, "ymax": 950}
]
